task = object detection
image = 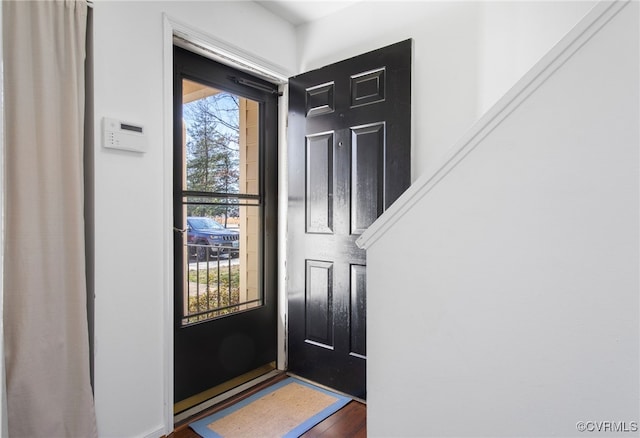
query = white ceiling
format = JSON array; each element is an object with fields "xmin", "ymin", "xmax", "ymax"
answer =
[{"xmin": 254, "ymin": 1, "xmax": 360, "ymax": 26}]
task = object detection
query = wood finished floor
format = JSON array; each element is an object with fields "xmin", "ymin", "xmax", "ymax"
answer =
[{"xmin": 169, "ymin": 374, "xmax": 366, "ymax": 438}]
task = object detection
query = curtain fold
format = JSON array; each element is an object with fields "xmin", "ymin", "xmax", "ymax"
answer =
[{"xmin": 2, "ymin": 1, "xmax": 98, "ymax": 436}]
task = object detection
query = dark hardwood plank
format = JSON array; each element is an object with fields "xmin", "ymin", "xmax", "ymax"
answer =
[
  {"xmin": 301, "ymin": 401, "xmax": 367, "ymax": 438},
  {"xmin": 169, "ymin": 375, "xmax": 366, "ymax": 438},
  {"xmin": 169, "ymin": 426, "xmax": 199, "ymax": 438}
]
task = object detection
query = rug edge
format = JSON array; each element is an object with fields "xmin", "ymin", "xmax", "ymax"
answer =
[{"xmin": 188, "ymin": 377, "xmax": 353, "ymax": 438}]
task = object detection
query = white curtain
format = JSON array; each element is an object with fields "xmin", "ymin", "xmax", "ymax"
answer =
[{"xmin": 2, "ymin": 1, "xmax": 98, "ymax": 436}]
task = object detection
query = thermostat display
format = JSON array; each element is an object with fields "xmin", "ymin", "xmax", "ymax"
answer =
[{"xmin": 102, "ymin": 117, "xmax": 147, "ymax": 153}]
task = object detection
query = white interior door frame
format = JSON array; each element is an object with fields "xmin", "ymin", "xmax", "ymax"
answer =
[{"xmin": 161, "ymin": 14, "xmax": 291, "ymax": 434}]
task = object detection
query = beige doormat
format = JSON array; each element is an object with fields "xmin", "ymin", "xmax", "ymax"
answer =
[{"xmin": 189, "ymin": 377, "xmax": 351, "ymax": 437}]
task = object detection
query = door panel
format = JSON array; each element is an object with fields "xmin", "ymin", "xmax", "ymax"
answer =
[
  {"xmin": 350, "ymin": 264, "xmax": 367, "ymax": 358},
  {"xmin": 306, "ymin": 133, "xmax": 334, "ymax": 234},
  {"xmin": 305, "ymin": 260, "xmax": 334, "ymax": 347},
  {"xmin": 351, "ymin": 123, "xmax": 385, "ymax": 233},
  {"xmin": 288, "ymin": 40, "xmax": 412, "ymax": 399}
]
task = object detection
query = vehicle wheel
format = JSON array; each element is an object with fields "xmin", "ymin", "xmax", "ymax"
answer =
[{"xmin": 196, "ymin": 241, "xmax": 208, "ymax": 261}]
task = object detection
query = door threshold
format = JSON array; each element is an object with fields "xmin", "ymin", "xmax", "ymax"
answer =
[
  {"xmin": 174, "ymin": 366, "xmax": 280, "ymax": 423},
  {"xmin": 284, "ymin": 372, "xmax": 367, "ymax": 405}
]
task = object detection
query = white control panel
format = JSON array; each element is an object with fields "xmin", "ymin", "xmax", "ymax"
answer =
[{"xmin": 102, "ymin": 117, "xmax": 147, "ymax": 153}]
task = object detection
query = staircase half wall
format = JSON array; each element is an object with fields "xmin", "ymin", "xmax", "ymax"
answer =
[{"xmin": 357, "ymin": 1, "xmax": 639, "ymax": 436}]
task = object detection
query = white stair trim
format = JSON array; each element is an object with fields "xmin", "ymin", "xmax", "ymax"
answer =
[{"xmin": 356, "ymin": 0, "xmax": 629, "ymax": 250}]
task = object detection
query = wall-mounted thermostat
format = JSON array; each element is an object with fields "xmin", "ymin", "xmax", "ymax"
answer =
[{"xmin": 102, "ymin": 117, "xmax": 147, "ymax": 153}]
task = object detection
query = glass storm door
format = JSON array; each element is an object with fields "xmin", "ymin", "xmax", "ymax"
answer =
[{"xmin": 173, "ymin": 46, "xmax": 278, "ymax": 412}]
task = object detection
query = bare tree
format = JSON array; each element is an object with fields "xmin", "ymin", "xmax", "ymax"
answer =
[{"xmin": 184, "ymin": 92, "xmax": 240, "ymax": 225}]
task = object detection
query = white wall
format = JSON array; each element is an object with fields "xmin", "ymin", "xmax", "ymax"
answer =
[
  {"xmin": 479, "ymin": 1, "xmax": 596, "ymax": 113},
  {"xmin": 91, "ymin": 2, "xmax": 295, "ymax": 436},
  {"xmin": 363, "ymin": 2, "xmax": 639, "ymax": 436},
  {"xmin": 297, "ymin": 1, "xmax": 482, "ymax": 182},
  {"xmin": 296, "ymin": 1, "xmax": 595, "ymax": 181}
]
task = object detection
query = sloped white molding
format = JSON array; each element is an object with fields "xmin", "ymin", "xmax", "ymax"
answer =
[{"xmin": 357, "ymin": 0, "xmax": 629, "ymax": 251}]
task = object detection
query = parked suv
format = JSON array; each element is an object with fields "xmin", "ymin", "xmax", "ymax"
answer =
[{"xmin": 187, "ymin": 216, "xmax": 239, "ymax": 260}]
